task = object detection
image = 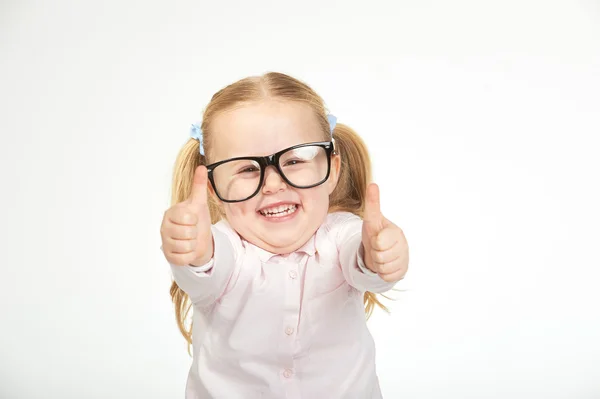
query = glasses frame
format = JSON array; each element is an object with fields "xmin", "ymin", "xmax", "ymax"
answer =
[{"xmin": 205, "ymin": 141, "xmax": 335, "ymax": 203}]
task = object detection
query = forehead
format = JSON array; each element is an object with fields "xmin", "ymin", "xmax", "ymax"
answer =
[{"xmin": 210, "ymin": 100, "xmax": 325, "ymax": 161}]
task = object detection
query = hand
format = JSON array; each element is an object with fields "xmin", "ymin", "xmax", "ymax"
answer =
[
  {"xmin": 160, "ymin": 165, "xmax": 214, "ymax": 266},
  {"xmin": 361, "ymin": 183, "xmax": 409, "ymax": 282}
]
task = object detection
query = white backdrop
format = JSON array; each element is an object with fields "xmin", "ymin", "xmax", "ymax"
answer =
[{"xmin": 1, "ymin": 0, "xmax": 599, "ymax": 398}]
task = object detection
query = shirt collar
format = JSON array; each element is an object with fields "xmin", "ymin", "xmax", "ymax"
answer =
[{"xmin": 247, "ymin": 234, "xmax": 317, "ymax": 263}]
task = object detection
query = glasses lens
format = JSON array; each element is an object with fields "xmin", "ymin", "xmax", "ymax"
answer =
[
  {"xmin": 279, "ymin": 145, "xmax": 329, "ymax": 187},
  {"xmin": 212, "ymin": 159, "xmax": 261, "ymax": 201}
]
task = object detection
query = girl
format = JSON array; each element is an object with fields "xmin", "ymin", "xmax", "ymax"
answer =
[{"xmin": 160, "ymin": 72, "xmax": 409, "ymax": 398}]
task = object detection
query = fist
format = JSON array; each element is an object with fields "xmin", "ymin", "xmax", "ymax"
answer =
[
  {"xmin": 361, "ymin": 183, "xmax": 409, "ymax": 282},
  {"xmin": 160, "ymin": 165, "xmax": 214, "ymax": 266}
]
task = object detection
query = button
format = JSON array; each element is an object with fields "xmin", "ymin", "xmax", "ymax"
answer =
[
  {"xmin": 285, "ymin": 326, "xmax": 294, "ymax": 335},
  {"xmin": 283, "ymin": 369, "xmax": 293, "ymax": 378},
  {"xmin": 288, "ymin": 270, "xmax": 297, "ymax": 279}
]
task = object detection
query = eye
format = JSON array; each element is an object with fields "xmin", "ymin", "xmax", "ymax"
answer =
[
  {"xmin": 283, "ymin": 158, "xmax": 306, "ymax": 166},
  {"xmin": 238, "ymin": 166, "xmax": 259, "ymax": 173}
]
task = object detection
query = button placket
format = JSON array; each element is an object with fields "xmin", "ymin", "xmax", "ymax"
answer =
[
  {"xmin": 284, "ymin": 262, "xmax": 299, "ymax": 338},
  {"xmin": 279, "ymin": 257, "xmax": 307, "ymax": 391}
]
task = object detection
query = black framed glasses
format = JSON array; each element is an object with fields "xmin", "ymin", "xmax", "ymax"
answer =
[{"xmin": 206, "ymin": 141, "xmax": 335, "ymax": 203}]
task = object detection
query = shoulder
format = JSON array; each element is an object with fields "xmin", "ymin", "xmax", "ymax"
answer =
[
  {"xmin": 212, "ymin": 218, "xmax": 246, "ymax": 259},
  {"xmin": 320, "ymin": 211, "xmax": 363, "ymax": 241},
  {"xmin": 313, "ymin": 211, "xmax": 363, "ymax": 261},
  {"xmin": 324, "ymin": 211, "xmax": 363, "ymax": 229}
]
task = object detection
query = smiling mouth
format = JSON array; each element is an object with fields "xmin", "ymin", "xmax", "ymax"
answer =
[{"xmin": 258, "ymin": 204, "xmax": 298, "ymax": 217}]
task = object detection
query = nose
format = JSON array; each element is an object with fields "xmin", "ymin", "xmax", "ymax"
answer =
[{"xmin": 262, "ymin": 166, "xmax": 287, "ymax": 194}]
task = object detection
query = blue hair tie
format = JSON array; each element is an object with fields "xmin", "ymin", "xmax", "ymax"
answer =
[
  {"xmin": 190, "ymin": 123, "xmax": 205, "ymax": 156},
  {"xmin": 190, "ymin": 113, "xmax": 337, "ymax": 155},
  {"xmin": 327, "ymin": 114, "xmax": 337, "ymax": 134}
]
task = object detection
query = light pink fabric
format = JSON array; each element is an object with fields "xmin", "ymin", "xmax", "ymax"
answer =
[{"xmin": 170, "ymin": 212, "xmax": 397, "ymax": 398}]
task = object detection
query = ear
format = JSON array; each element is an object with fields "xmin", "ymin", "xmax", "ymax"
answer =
[{"xmin": 327, "ymin": 153, "xmax": 341, "ymax": 195}]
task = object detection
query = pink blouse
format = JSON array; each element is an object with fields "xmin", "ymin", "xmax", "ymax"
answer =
[{"xmin": 170, "ymin": 211, "xmax": 397, "ymax": 398}]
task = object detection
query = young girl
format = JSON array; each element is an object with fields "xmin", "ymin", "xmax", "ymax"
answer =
[{"xmin": 160, "ymin": 72, "xmax": 409, "ymax": 398}]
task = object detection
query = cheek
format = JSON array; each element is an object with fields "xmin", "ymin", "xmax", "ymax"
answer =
[
  {"xmin": 300, "ymin": 187, "xmax": 330, "ymax": 211},
  {"xmin": 224, "ymin": 201, "xmax": 257, "ymax": 219}
]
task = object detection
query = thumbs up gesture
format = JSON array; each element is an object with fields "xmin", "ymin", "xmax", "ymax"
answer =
[
  {"xmin": 160, "ymin": 165, "xmax": 214, "ymax": 267},
  {"xmin": 362, "ymin": 183, "xmax": 409, "ymax": 282}
]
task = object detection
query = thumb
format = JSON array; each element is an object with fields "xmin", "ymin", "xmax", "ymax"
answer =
[
  {"xmin": 188, "ymin": 165, "xmax": 209, "ymax": 209},
  {"xmin": 363, "ymin": 183, "xmax": 385, "ymax": 234}
]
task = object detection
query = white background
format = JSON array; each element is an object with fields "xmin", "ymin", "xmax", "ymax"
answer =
[{"xmin": 1, "ymin": 0, "xmax": 599, "ymax": 398}]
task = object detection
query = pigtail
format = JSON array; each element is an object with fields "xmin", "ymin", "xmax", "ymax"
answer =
[
  {"xmin": 169, "ymin": 138, "xmax": 224, "ymax": 354},
  {"xmin": 328, "ymin": 123, "xmax": 390, "ymax": 318}
]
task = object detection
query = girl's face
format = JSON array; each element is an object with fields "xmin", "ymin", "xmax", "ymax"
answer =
[{"xmin": 209, "ymin": 100, "xmax": 341, "ymax": 254}]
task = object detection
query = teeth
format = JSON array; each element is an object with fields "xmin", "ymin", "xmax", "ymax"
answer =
[{"xmin": 260, "ymin": 204, "xmax": 297, "ymax": 217}]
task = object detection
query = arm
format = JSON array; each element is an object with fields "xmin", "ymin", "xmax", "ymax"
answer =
[
  {"xmin": 169, "ymin": 221, "xmax": 243, "ymax": 307},
  {"xmin": 337, "ymin": 215, "xmax": 398, "ymax": 293}
]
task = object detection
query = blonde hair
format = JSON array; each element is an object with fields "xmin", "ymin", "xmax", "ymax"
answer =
[{"xmin": 169, "ymin": 72, "xmax": 388, "ymax": 349}]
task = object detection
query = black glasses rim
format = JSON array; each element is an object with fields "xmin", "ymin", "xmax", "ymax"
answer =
[
  {"xmin": 206, "ymin": 141, "xmax": 334, "ymax": 203},
  {"xmin": 205, "ymin": 141, "xmax": 333, "ymax": 170}
]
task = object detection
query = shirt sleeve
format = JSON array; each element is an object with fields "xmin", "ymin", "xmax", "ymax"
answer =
[
  {"xmin": 335, "ymin": 213, "xmax": 397, "ymax": 293},
  {"xmin": 169, "ymin": 221, "xmax": 243, "ymax": 307}
]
